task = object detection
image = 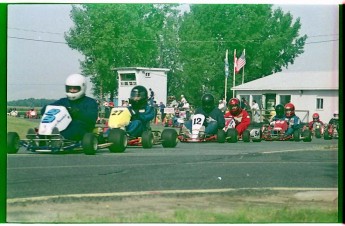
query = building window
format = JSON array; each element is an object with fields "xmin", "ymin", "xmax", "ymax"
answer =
[
  {"xmin": 280, "ymin": 95, "xmax": 291, "ymax": 106},
  {"xmin": 119, "ymin": 73, "xmax": 136, "ymax": 86},
  {"xmin": 145, "ymin": 72, "xmax": 151, "ymax": 78},
  {"xmin": 316, "ymin": 98, "xmax": 324, "ymax": 110}
]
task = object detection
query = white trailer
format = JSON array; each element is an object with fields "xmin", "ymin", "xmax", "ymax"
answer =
[{"xmin": 113, "ymin": 67, "xmax": 170, "ymax": 106}]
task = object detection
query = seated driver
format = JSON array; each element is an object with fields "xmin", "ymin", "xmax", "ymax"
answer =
[
  {"xmin": 224, "ymin": 98, "xmax": 251, "ymax": 136},
  {"xmin": 283, "ymin": 103, "xmax": 301, "ymax": 138},
  {"xmin": 328, "ymin": 111, "xmax": 339, "ymax": 129},
  {"xmin": 126, "ymin": 85, "xmax": 155, "ymax": 137},
  {"xmin": 308, "ymin": 113, "xmax": 324, "ymax": 130},
  {"xmin": 184, "ymin": 93, "xmax": 225, "ymax": 135},
  {"xmin": 40, "ymin": 74, "xmax": 98, "ymax": 141}
]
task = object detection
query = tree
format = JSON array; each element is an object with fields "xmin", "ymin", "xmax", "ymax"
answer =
[
  {"xmin": 65, "ymin": 4, "xmax": 180, "ymax": 101},
  {"xmin": 177, "ymin": 4, "xmax": 307, "ymax": 105}
]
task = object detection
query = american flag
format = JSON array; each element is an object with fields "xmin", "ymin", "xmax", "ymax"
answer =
[{"xmin": 235, "ymin": 51, "xmax": 246, "ymax": 73}]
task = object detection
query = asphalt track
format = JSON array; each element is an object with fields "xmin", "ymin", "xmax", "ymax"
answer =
[{"xmin": 6, "ymin": 136, "xmax": 339, "ymax": 201}]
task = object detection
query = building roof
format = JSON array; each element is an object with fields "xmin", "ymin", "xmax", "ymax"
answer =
[
  {"xmin": 232, "ymin": 71, "xmax": 339, "ymax": 91},
  {"xmin": 112, "ymin": 67, "xmax": 170, "ymax": 72}
]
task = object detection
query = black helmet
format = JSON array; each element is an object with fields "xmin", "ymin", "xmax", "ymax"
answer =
[
  {"xmin": 275, "ymin": 104, "xmax": 284, "ymax": 118},
  {"xmin": 129, "ymin": 85, "xmax": 148, "ymax": 109},
  {"xmin": 201, "ymin": 93, "xmax": 215, "ymax": 113}
]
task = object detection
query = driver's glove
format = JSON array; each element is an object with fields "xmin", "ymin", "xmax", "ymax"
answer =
[{"xmin": 128, "ymin": 108, "xmax": 140, "ymax": 121}]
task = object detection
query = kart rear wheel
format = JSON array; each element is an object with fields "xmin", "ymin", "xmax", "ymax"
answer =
[
  {"xmin": 242, "ymin": 130, "xmax": 250, "ymax": 142},
  {"xmin": 82, "ymin": 133, "xmax": 98, "ymax": 155},
  {"xmin": 217, "ymin": 130, "xmax": 226, "ymax": 143},
  {"xmin": 303, "ymin": 130, "xmax": 312, "ymax": 142},
  {"xmin": 142, "ymin": 131, "xmax": 153, "ymax": 149},
  {"xmin": 293, "ymin": 130, "xmax": 300, "ymax": 142},
  {"xmin": 161, "ymin": 129, "xmax": 178, "ymax": 148},
  {"xmin": 108, "ymin": 129, "xmax": 127, "ymax": 153},
  {"xmin": 7, "ymin": 132, "xmax": 20, "ymax": 154},
  {"xmin": 315, "ymin": 129, "xmax": 322, "ymax": 138},
  {"xmin": 324, "ymin": 130, "xmax": 332, "ymax": 140},
  {"xmin": 226, "ymin": 128, "xmax": 238, "ymax": 143}
]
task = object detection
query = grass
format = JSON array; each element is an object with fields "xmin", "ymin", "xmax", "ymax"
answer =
[{"xmin": 7, "ymin": 116, "xmax": 38, "ymax": 138}]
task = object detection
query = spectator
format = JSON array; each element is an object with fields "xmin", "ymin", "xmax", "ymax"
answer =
[
  {"xmin": 251, "ymin": 100, "xmax": 261, "ymax": 123},
  {"xmin": 148, "ymin": 88, "xmax": 155, "ymax": 106},
  {"xmin": 180, "ymin": 94, "xmax": 187, "ymax": 105},
  {"xmin": 241, "ymin": 97, "xmax": 249, "ymax": 111},
  {"xmin": 169, "ymin": 96, "xmax": 179, "ymax": 108},
  {"xmin": 153, "ymin": 101, "xmax": 159, "ymax": 124},
  {"xmin": 40, "ymin": 74, "xmax": 98, "ymax": 141},
  {"xmin": 218, "ymin": 98, "xmax": 227, "ymax": 113},
  {"xmin": 159, "ymin": 102, "xmax": 166, "ymax": 124}
]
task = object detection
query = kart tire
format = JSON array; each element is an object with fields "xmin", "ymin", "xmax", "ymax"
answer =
[
  {"xmin": 26, "ymin": 128, "xmax": 36, "ymax": 139},
  {"xmin": 161, "ymin": 129, "xmax": 178, "ymax": 148},
  {"xmin": 226, "ymin": 128, "xmax": 238, "ymax": 143},
  {"xmin": 293, "ymin": 130, "xmax": 300, "ymax": 142},
  {"xmin": 217, "ymin": 130, "xmax": 226, "ymax": 143},
  {"xmin": 242, "ymin": 130, "xmax": 250, "ymax": 142},
  {"xmin": 324, "ymin": 130, "xmax": 332, "ymax": 140},
  {"xmin": 303, "ymin": 130, "xmax": 312, "ymax": 142},
  {"xmin": 142, "ymin": 130, "xmax": 153, "ymax": 149},
  {"xmin": 7, "ymin": 132, "xmax": 20, "ymax": 154},
  {"xmin": 82, "ymin": 133, "xmax": 98, "ymax": 155},
  {"xmin": 108, "ymin": 129, "xmax": 127, "ymax": 153},
  {"xmin": 315, "ymin": 129, "xmax": 321, "ymax": 138}
]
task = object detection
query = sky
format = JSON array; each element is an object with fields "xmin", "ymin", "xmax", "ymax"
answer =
[{"xmin": 6, "ymin": 3, "xmax": 340, "ymax": 101}]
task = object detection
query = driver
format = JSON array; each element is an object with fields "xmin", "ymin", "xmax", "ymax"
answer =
[
  {"xmin": 224, "ymin": 98, "xmax": 251, "ymax": 136},
  {"xmin": 41, "ymin": 74, "xmax": 98, "ymax": 141},
  {"xmin": 126, "ymin": 85, "xmax": 155, "ymax": 137},
  {"xmin": 328, "ymin": 111, "xmax": 339, "ymax": 129},
  {"xmin": 308, "ymin": 112, "xmax": 324, "ymax": 130},
  {"xmin": 283, "ymin": 103, "xmax": 301, "ymax": 139},
  {"xmin": 184, "ymin": 93, "xmax": 225, "ymax": 135}
]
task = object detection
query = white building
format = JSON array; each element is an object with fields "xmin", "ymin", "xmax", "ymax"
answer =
[
  {"xmin": 232, "ymin": 71, "xmax": 339, "ymax": 123},
  {"xmin": 113, "ymin": 67, "xmax": 170, "ymax": 106}
]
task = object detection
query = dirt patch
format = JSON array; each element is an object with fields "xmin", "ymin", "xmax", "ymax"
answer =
[{"xmin": 7, "ymin": 189, "xmax": 338, "ymax": 223}]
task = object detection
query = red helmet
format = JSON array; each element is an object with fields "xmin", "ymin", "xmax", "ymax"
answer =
[
  {"xmin": 312, "ymin": 113, "xmax": 319, "ymax": 122},
  {"xmin": 228, "ymin": 98, "xmax": 242, "ymax": 116},
  {"xmin": 284, "ymin": 103, "xmax": 295, "ymax": 117}
]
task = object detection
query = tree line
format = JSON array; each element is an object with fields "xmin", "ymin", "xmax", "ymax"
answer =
[
  {"xmin": 64, "ymin": 4, "xmax": 307, "ymax": 106},
  {"xmin": 7, "ymin": 98, "xmax": 57, "ymax": 107}
]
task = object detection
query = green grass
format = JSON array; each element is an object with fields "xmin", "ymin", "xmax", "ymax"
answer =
[{"xmin": 7, "ymin": 116, "xmax": 38, "ymax": 138}]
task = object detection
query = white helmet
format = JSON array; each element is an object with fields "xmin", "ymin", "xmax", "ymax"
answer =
[{"xmin": 65, "ymin": 74, "xmax": 86, "ymax": 100}]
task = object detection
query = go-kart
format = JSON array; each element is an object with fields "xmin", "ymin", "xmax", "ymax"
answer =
[
  {"xmin": 82, "ymin": 107, "xmax": 179, "ymax": 154},
  {"xmin": 164, "ymin": 108, "xmax": 184, "ymax": 128},
  {"xmin": 261, "ymin": 120, "xmax": 312, "ymax": 142},
  {"xmin": 304, "ymin": 122, "xmax": 324, "ymax": 138},
  {"xmin": 324, "ymin": 123, "xmax": 339, "ymax": 140},
  {"xmin": 7, "ymin": 105, "xmax": 85, "ymax": 154},
  {"xmin": 178, "ymin": 114, "xmax": 226, "ymax": 143},
  {"xmin": 223, "ymin": 117, "xmax": 261, "ymax": 143}
]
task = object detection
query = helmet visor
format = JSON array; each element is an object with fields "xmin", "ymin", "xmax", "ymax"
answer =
[{"xmin": 66, "ymin": 86, "xmax": 81, "ymax": 93}]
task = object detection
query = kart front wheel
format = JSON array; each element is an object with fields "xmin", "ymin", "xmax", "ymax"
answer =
[
  {"xmin": 217, "ymin": 130, "xmax": 226, "ymax": 143},
  {"xmin": 324, "ymin": 130, "xmax": 332, "ymax": 140},
  {"xmin": 108, "ymin": 129, "xmax": 127, "ymax": 153},
  {"xmin": 293, "ymin": 130, "xmax": 300, "ymax": 142},
  {"xmin": 7, "ymin": 132, "xmax": 20, "ymax": 154},
  {"xmin": 82, "ymin": 133, "xmax": 98, "ymax": 155},
  {"xmin": 142, "ymin": 131, "xmax": 153, "ymax": 149},
  {"xmin": 315, "ymin": 129, "xmax": 322, "ymax": 138},
  {"xmin": 161, "ymin": 129, "xmax": 178, "ymax": 148},
  {"xmin": 303, "ymin": 130, "xmax": 312, "ymax": 142},
  {"xmin": 226, "ymin": 128, "xmax": 238, "ymax": 143},
  {"xmin": 242, "ymin": 130, "xmax": 250, "ymax": 142}
]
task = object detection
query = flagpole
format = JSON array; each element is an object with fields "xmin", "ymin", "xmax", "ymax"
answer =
[
  {"xmin": 233, "ymin": 49, "xmax": 236, "ymax": 98},
  {"xmin": 224, "ymin": 49, "xmax": 229, "ymax": 102},
  {"xmin": 241, "ymin": 49, "xmax": 246, "ymax": 84}
]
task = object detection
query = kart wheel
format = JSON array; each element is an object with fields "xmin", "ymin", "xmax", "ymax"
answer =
[
  {"xmin": 161, "ymin": 129, "xmax": 178, "ymax": 148},
  {"xmin": 293, "ymin": 130, "xmax": 300, "ymax": 142},
  {"xmin": 217, "ymin": 130, "xmax": 226, "ymax": 143},
  {"xmin": 303, "ymin": 130, "xmax": 312, "ymax": 142},
  {"xmin": 142, "ymin": 131, "xmax": 153, "ymax": 149},
  {"xmin": 26, "ymin": 128, "xmax": 36, "ymax": 139},
  {"xmin": 7, "ymin": 132, "xmax": 20, "ymax": 154},
  {"xmin": 315, "ymin": 129, "xmax": 321, "ymax": 138},
  {"xmin": 226, "ymin": 128, "xmax": 238, "ymax": 143},
  {"xmin": 242, "ymin": 130, "xmax": 250, "ymax": 142},
  {"xmin": 108, "ymin": 129, "xmax": 127, "ymax": 153},
  {"xmin": 82, "ymin": 133, "xmax": 98, "ymax": 155},
  {"xmin": 324, "ymin": 130, "xmax": 332, "ymax": 140}
]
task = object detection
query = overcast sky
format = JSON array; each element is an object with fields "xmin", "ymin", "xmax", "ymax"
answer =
[{"xmin": 6, "ymin": 3, "xmax": 339, "ymax": 101}]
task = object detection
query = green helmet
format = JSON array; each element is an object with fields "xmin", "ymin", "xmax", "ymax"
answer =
[{"xmin": 275, "ymin": 104, "xmax": 284, "ymax": 118}]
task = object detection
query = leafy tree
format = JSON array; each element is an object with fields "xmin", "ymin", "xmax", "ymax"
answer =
[{"xmin": 177, "ymin": 4, "xmax": 307, "ymax": 105}]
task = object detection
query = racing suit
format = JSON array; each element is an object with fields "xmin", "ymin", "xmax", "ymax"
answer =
[
  {"xmin": 41, "ymin": 95, "xmax": 98, "ymax": 141},
  {"xmin": 224, "ymin": 109, "xmax": 251, "ymax": 136},
  {"xmin": 308, "ymin": 120, "xmax": 324, "ymax": 130},
  {"xmin": 284, "ymin": 115, "xmax": 301, "ymax": 136},
  {"xmin": 126, "ymin": 104, "xmax": 155, "ymax": 137},
  {"xmin": 185, "ymin": 107, "xmax": 225, "ymax": 135}
]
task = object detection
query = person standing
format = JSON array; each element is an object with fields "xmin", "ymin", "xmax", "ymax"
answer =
[
  {"xmin": 251, "ymin": 100, "xmax": 261, "ymax": 123},
  {"xmin": 159, "ymin": 101, "xmax": 166, "ymax": 125},
  {"xmin": 148, "ymin": 88, "xmax": 155, "ymax": 106}
]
